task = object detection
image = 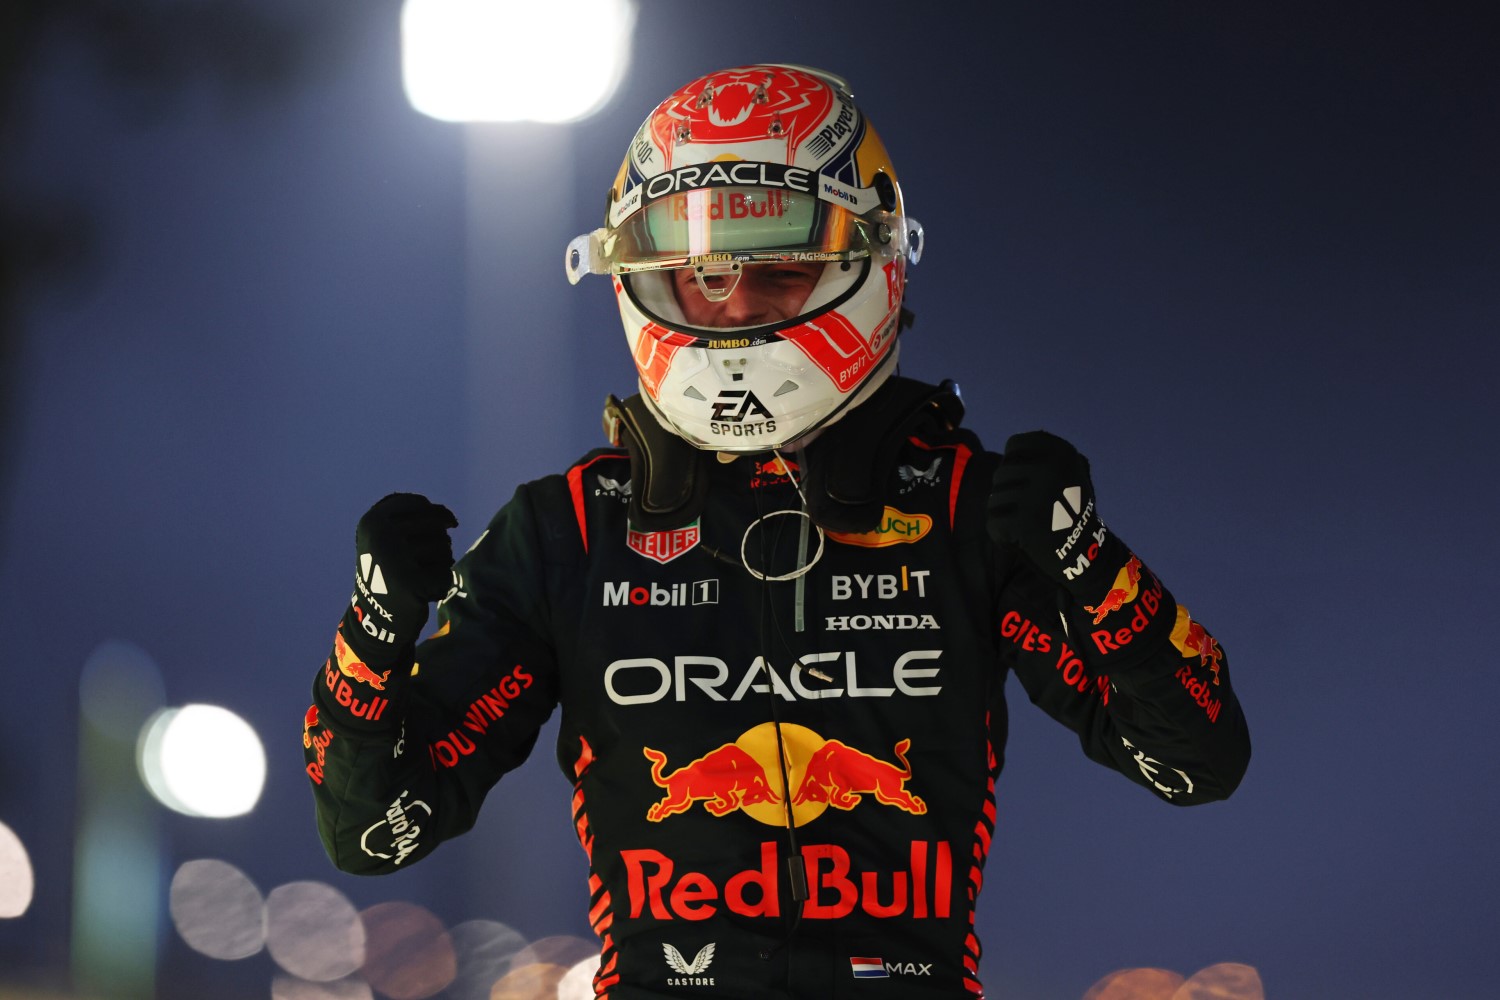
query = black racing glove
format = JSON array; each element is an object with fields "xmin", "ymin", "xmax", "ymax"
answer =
[
  {"xmin": 986, "ymin": 430, "xmax": 1132, "ymax": 597},
  {"xmin": 343, "ymin": 492, "xmax": 458, "ymax": 664}
]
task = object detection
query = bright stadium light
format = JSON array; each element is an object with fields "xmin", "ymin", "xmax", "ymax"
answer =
[
  {"xmin": 139, "ymin": 704, "xmax": 267, "ymax": 818},
  {"xmin": 401, "ymin": 0, "xmax": 636, "ymax": 122}
]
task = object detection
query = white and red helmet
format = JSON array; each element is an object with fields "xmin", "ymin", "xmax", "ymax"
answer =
[{"xmin": 566, "ymin": 64, "xmax": 924, "ymax": 452}]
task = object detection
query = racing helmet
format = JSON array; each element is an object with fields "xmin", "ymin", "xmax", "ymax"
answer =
[{"xmin": 566, "ymin": 64, "xmax": 924, "ymax": 452}]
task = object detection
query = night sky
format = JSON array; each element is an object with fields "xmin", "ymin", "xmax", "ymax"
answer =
[{"xmin": 1, "ymin": 2, "xmax": 1496, "ymax": 998}]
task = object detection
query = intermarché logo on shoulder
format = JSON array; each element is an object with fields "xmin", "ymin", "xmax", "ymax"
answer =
[{"xmin": 603, "ymin": 579, "xmax": 719, "ymax": 607}]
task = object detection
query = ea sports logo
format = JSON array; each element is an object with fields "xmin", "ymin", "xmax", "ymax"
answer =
[{"xmin": 710, "ymin": 390, "xmax": 772, "ymax": 423}]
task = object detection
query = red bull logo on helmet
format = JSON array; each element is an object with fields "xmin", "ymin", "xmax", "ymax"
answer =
[
  {"xmin": 667, "ymin": 188, "xmax": 794, "ymax": 222},
  {"xmin": 643, "ymin": 723, "xmax": 925, "ymax": 828}
]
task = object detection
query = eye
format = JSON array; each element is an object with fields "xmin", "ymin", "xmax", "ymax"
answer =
[{"xmin": 766, "ymin": 266, "xmax": 821, "ymax": 284}]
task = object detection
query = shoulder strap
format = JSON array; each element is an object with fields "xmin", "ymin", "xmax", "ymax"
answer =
[
  {"xmin": 802, "ymin": 376, "xmax": 965, "ymax": 533},
  {"xmin": 602, "ymin": 393, "xmax": 713, "ymax": 532}
]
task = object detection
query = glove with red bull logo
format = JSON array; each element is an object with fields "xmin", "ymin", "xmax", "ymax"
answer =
[
  {"xmin": 342, "ymin": 492, "xmax": 459, "ymax": 668},
  {"xmin": 986, "ymin": 430, "xmax": 1134, "ymax": 600}
]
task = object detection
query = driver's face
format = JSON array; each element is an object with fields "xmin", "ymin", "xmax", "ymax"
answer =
[{"xmin": 672, "ymin": 262, "xmax": 826, "ymax": 328}]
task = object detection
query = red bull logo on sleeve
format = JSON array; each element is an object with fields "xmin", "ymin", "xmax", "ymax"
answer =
[
  {"xmin": 303, "ymin": 705, "xmax": 332, "ymax": 785},
  {"xmin": 1170, "ymin": 606, "xmax": 1224, "ymax": 722},
  {"xmin": 643, "ymin": 723, "xmax": 925, "ymax": 828},
  {"xmin": 323, "ymin": 627, "xmax": 392, "ymax": 723},
  {"xmin": 1083, "ymin": 556, "xmax": 1143, "ymax": 625},
  {"xmin": 1169, "ymin": 605, "xmax": 1223, "ymax": 682},
  {"xmin": 335, "ymin": 628, "xmax": 391, "ymax": 690},
  {"xmin": 1088, "ymin": 572, "xmax": 1166, "ymax": 657}
]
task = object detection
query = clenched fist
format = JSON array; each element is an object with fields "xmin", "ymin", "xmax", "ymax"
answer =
[
  {"xmin": 346, "ymin": 492, "xmax": 458, "ymax": 657},
  {"xmin": 986, "ymin": 430, "xmax": 1128, "ymax": 594}
]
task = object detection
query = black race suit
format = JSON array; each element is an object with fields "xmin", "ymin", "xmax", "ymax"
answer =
[{"xmin": 303, "ymin": 408, "xmax": 1250, "ymax": 999}]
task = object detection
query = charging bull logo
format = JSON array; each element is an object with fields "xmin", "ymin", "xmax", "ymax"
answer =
[
  {"xmin": 642, "ymin": 745, "xmax": 781, "ymax": 821},
  {"xmin": 793, "ymin": 739, "xmax": 926, "ymax": 815},
  {"xmin": 1170, "ymin": 605, "xmax": 1224, "ymax": 685},
  {"xmin": 644, "ymin": 724, "xmax": 924, "ymax": 826},
  {"xmin": 1083, "ymin": 555, "xmax": 1144, "ymax": 625},
  {"xmin": 335, "ymin": 628, "xmax": 391, "ymax": 690},
  {"xmin": 302, "ymin": 706, "xmax": 319, "ymax": 749}
]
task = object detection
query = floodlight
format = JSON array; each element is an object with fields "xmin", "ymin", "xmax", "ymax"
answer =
[{"xmin": 402, "ymin": 0, "xmax": 636, "ymax": 122}]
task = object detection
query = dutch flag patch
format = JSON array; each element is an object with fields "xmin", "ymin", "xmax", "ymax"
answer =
[{"xmin": 850, "ymin": 956, "xmax": 888, "ymax": 979}]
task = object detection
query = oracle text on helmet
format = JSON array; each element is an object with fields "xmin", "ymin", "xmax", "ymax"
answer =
[{"xmin": 643, "ymin": 163, "xmax": 816, "ymax": 203}]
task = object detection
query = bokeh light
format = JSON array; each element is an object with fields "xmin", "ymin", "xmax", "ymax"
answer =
[
  {"xmin": 445, "ymin": 919, "xmax": 528, "ymax": 1000},
  {"xmin": 0, "ymin": 819, "xmax": 35, "ymax": 918},
  {"xmin": 169, "ymin": 858, "xmax": 266, "ymax": 960},
  {"xmin": 359, "ymin": 900, "xmax": 457, "ymax": 999},
  {"xmin": 489, "ymin": 936, "xmax": 596, "ymax": 1000},
  {"xmin": 556, "ymin": 954, "xmax": 600, "ymax": 1000},
  {"xmin": 1175, "ymin": 963, "xmax": 1265, "ymax": 999},
  {"xmin": 265, "ymin": 881, "xmax": 366, "ymax": 982},
  {"xmin": 271, "ymin": 975, "xmax": 376, "ymax": 1000},
  {"xmin": 138, "ymin": 703, "xmax": 266, "ymax": 817},
  {"xmin": 509, "ymin": 934, "xmax": 596, "ymax": 971},
  {"xmin": 488, "ymin": 962, "xmax": 568, "ymax": 1000},
  {"xmin": 79, "ymin": 640, "xmax": 166, "ymax": 742},
  {"xmin": 1082, "ymin": 964, "xmax": 1266, "ymax": 1000},
  {"xmin": 1083, "ymin": 968, "xmax": 1187, "ymax": 1000}
]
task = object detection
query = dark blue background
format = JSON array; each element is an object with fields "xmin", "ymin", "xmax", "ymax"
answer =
[{"xmin": 1, "ymin": 2, "xmax": 1495, "ymax": 998}]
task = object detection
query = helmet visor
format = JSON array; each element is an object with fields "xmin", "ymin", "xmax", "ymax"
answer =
[{"xmin": 608, "ymin": 185, "xmax": 867, "ymax": 271}]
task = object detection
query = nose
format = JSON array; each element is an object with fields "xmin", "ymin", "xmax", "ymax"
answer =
[{"xmin": 718, "ymin": 281, "xmax": 773, "ymax": 325}]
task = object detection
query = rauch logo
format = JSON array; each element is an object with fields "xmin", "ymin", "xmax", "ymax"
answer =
[{"xmin": 826, "ymin": 507, "xmax": 932, "ymax": 548}]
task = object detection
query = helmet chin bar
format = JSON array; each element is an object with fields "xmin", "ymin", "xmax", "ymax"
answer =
[{"xmin": 639, "ymin": 345, "xmax": 901, "ymax": 455}]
